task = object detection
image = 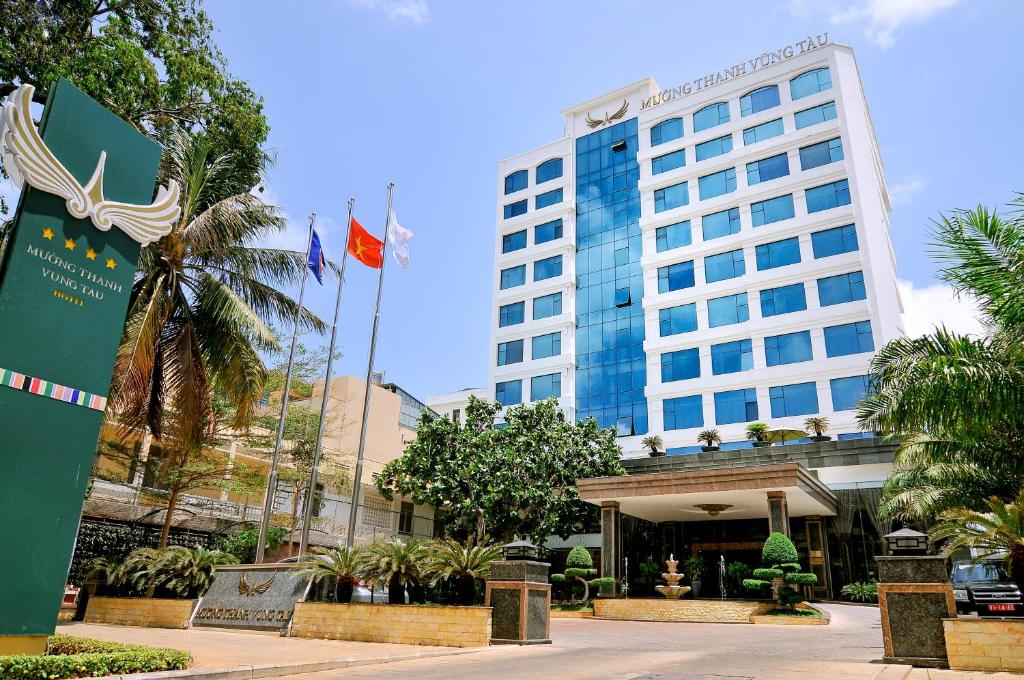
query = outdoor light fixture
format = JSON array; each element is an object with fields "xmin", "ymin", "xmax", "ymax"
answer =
[
  {"xmin": 694, "ymin": 503, "xmax": 733, "ymax": 517},
  {"xmin": 502, "ymin": 535, "xmax": 539, "ymax": 560},
  {"xmin": 883, "ymin": 527, "xmax": 929, "ymax": 555}
]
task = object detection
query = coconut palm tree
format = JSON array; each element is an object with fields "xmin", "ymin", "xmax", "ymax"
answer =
[
  {"xmin": 425, "ymin": 537, "xmax": 502, "ymax": 605},
  {"xmin": 298, "ymin": 547, "xmax": 364, "ymax": 603},
  {"xmin": 641, "ymin": 435, "xmax": 663, "ymax": 456},
  {"xmin": 930, "ymin": 492, "xmax": 1024, "ymax": 586},
  {"xmin": 107, "ymin": 126, "xmax": 326, "ymax": 545},
  {"xmin": 359, "ymin": 538, "xmax": 428, "ymax": 604}
]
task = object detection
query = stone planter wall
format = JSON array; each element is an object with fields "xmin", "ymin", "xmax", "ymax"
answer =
[
  {"xmin": 550, "ymin": 609, "xmax": 594, "ymax": 619},
  {"xmin": 84, "ymin": 596, "xmax": 197, "ymax": 628},
  {"xmin": 594, "ymin": 598, "xmax": 771, "ymax": 623},
  {"xmin": 290, "ymin": 602, "xmax": 492, "ymax": 647},
  {"xmin": 944, "ymin": 618, "xmax": 1024, "ymax": 672}
]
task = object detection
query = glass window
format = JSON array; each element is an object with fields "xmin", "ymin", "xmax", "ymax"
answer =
[
  {"xmin": 498, "ymin": 301, "xmax": 524, "ymax": 327},
  {"xmin": 502, "ymin": 230, "xmax": 526, "ymax": 253},
  {"xmin": 616, "ymin": 415, "xmax": 634, "ymax": 437},
  {"xmin": 746, "ymin": 153, "xmax": 790, "ymax": 185},
  {"xmin": 534, "ymin": 218, "xmax": 563, "ymax": 245},
  {"xmin": 503, "ymin": 199, "xmax": 527, "ymax": 219},
  {"xmin": 704, "ymin": 248, "xmax": 745, "ymax": 283},
  {"xmin": 755, "ymin": 236, "xmax": 801, "ymax": 271},
  {"xmin": 760, "ymin": 283, "xmax": 807, "ymax": 317},
  {"xmin": 695, "ymin": 134, "xmax": 733, "ymax": 162},
  {"xmin": 657, "ymin": 260, "xmax": 695, "ymax": 293},
  {"xmin": 651, "ymin": 117, "xmax": 683, "ymax": 146},
  {"xmin": 652, "ymin": 149, "xmax": 686, "ymax": 175},
  {"xmin": 806, "ymin": 179, "xmax": 851, "ymax": 213},
  {"xmin": 693, "ymin": 102, "xmax": 730, "ymax": 132},
  {"xmin": 530, "ymin": 373, "xmax": 561, "ymax": 401},
  {"xmin": 504, "ymin": 170, "xmax": 527, "ymax": 195},
  {"xmin": 500, "ymin": 265, "xmax": 525, "ymax": 289},
  {"xmin": 794, "ymin": 101, "xmax": 837, "ymax": 130},
  {"xmin": 790, "ymin": 67, "xmax": 832, "ymax": 100},
  {"xmin": 614, "ymin": 287, "xmax": 631, "ymax": 307},
  {"xmin": 655, "ymin": 182, "xmax": 689, "ymax": 212},
  {"xmin": 496, "ymin": 339, "xmax": 523, "ymax": 366},
  {"xmin": 743, "ymin": 118, "xmax": 784, "ymax": 145},
  {"xmin": 831, "ymin": 374, "xmax": 871, "ymax": 411},
  {"xmin": 711, "ymin": 339, "xmax": 753, "ymax": 375},
  {"xmin": 770, "ymin": 382, "xmax": 819, "ymax": 417},
  {"xmin": 824, "ymin": 320, "xmax": 874, "ymax": 357},
  {"xmin": 750, "ymin": 194, "xmax": 795, "ymax": 227},
  {"xmin": 532, "ymin": 332, "xmax": 561, "ymax": 359},
  {"xmin": 818, "ymin": 271, "xmax": 866, "ymax": 306},
  {"xmin": 533, "ymin": 292, "xmax": 562, "ymax": 319},
  {"xmin": 535, "ymin": 188, "xmax": 563, "ymax": 210},
  {"xmin": 799, "ymin": 137, "xmax": 844, "ymax": 170},
  {"xmin": 664, "ymin": 395, "xmax": 703, "ymax": 430},
  {"xmin": 495, "ymin": 379, "xmax": 521, "ymax": 406},
  {"xmin": 536, "ymin": 158, "xmax": 563, "ymax": 184},
  {"xmin": 661, "ymin": 348, "xmax": 700, "ymax": 382},
  {"xmin": 702, "ymin": 207, "xmax": 740, "ymax": 240},
  {"xmin": 533, "ymin": 255, "xmax": 563, "ymax": 281},
  {"xmin": 707, "ymin": 293, "xmax": 749, "ymax": 327},
  {"xmin": 714, "ymin": 388, "xmax": 758, "ymax": 424},
  {"xmin": 740, "ymin": 85, "xmax": 780, "ymax": 116},
  {"xmin": 656, "ymin": 220, "xmax": 692, "ymax": 252},
  {"xmin": 698, "ymin": 168, "xmax": 736, "ymax": 200},
  {"xmin": 658, "ymin": 303, "xmax": 697, "ymax": 337},
  {"xmin": 765, "ymin": 330, "xmax": 813, "ymax": 366},
  {"xmin": 811, "ymin": 224, "xmax": 858, "ymax": 258}
]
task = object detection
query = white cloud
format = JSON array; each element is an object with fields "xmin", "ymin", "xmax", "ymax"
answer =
[
  {"xmin": 830, "ymin": 0, "xmax": 959, "ymax": 48},
  {"xmin": 889, "ymin": 175, "xmax": 926, "ymax": 207},
  {"xmin": 897, "ymin": 278, "xmax": 987, "ymax": 338},
  {"xmin": 350, "ymin": 0, "xmax": 430, "ymax": 24}
]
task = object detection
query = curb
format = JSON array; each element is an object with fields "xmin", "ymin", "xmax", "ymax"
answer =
[{"xmin": 91, "ymin": 646, "xmax": 495, "ymax": 680}]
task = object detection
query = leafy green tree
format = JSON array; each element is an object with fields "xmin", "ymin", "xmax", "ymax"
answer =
[
  {"xmin": 298, "ymin": 546, "xmax": 364, "ymax": 603},
  {"xmin": 424, "ymin": 537, "xmax": 502, "ymax": 605},
  {"xmin": 930, "ymin": 492, "xmax": 1024, "ymax": 587},
  {"xmin": 859, "ymin": 196, "xmax": 1024, "ymax": 521},
  {"xmin": 376, "ymin": 396, "xmax": 624, "ymax": 545},
  {"xmin": 742, "ymin": 532, "xmax": 817, "ymax": 609},
  {"xmin": 213, "ymin": 524, "xmax": 286, "ymax": 564},
  {"xmin": 550, "ymin": 546, "xmax": 614, "ymax": 603}
]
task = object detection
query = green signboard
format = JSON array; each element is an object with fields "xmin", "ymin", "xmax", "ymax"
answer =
[{"xmin": 0, "ymin": 79, "xmax": 168, "ymax": 652}]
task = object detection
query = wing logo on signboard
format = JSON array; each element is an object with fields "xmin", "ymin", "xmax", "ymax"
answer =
[
  {"xmin": 585, "ymin": 100, "xmax": 629, "ymax": 129},
  {"xmin": 0, "ymin": 84, "xmax": 180, "ymax": 245},
  {"xmin": 238, "ymin": 572, "xmax": 276, "ymax": 596}
]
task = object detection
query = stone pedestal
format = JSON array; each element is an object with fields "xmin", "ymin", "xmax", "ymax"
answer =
[
  {"xmin": 485, "ymin": 560, "xmax": 551, "ymax": 645},
  {"xmin": 877, "ymin": 556, "xmax": 956, "ymax": 668}
]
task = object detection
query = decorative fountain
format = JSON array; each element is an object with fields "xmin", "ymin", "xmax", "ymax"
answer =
[{"xmin": 654, "ymin": 554, "xmax": 692, "ymax": 599}]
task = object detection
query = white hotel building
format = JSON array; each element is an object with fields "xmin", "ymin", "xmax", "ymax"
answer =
[{"xmin": 488, "ymin": 40, "xmax": 902, "ymax": 460}]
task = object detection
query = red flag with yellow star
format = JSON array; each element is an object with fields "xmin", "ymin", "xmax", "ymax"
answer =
[{"xmin": 347, "ymin": 217, "xmax": 384, "ymax": 269}]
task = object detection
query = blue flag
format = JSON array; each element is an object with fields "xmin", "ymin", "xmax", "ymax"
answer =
[{"xmin": 308, "ymin": 229, "xmax": 325, "ymax": 285}]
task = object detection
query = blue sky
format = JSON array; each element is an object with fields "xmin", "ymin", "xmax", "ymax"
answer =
[{"xmin": 201, "ymin": 0, "xmax": 1022, "ymax": 401}]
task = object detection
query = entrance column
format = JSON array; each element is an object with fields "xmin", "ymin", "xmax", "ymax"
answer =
[
  {"xmin": 805, "ymin": 515, "xmax": 832, "ymax": 599},
  {"xmin": 659, "ymin": 521, "xmax": 680, "ymax": 564},
  {"xmin": 599, "ymin": 501, "xmax": 621, "ymax": 597},
  {"xmin": 766, "ymin": 491, "xmax": 790, "ymax": 537}
]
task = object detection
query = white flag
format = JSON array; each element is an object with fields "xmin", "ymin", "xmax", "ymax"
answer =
[{"xmin": 388, "ymin": 207, "xmax": 413, "ymax": 268}]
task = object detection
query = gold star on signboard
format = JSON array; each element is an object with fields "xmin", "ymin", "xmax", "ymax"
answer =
[
  {"xmin": 64, "ymin": 238, "xmax": 76, "ymax": 251},
  {"xmin": 105, "ymin": 258, "xmax": 117, "ymax": 270},
  {"xmin": 42, "ymin": 228, "xmax": 54, "ymax": 240},
  {"xmin": 86, "ymin": 248, "xmax": 97, "ymax": 260}
]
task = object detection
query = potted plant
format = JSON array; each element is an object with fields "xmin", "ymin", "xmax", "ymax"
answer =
[
  {"xmin": 638, "ymin": 556, "xmax": 661, "ymax": 596},
  {"xmin": 683, "ymin": 555, "xmax": 704, "ymax": 599},
  {"xmin": 804, "ymin": 416, "xmax": 831, "ymax": 442},
  {"xmin": 642, "ymin": 435, "xmax": 665, "ymax": 457},
  {"xmin": 745, "ymin": 422, "xmax": 771, "ymax": 448},
  {"xmin": 697, "ymin": 429, "xmax": 721, "ymax": 452}
]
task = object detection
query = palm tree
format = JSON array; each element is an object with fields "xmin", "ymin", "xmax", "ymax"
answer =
[
  {"xmin": 107, "ymin": 126, "xmax": 326, "ymax": 546},
  {"xmin": 804, "ymin": 416, "xmax": 830, "ymax": 439},
  {"xmin": 298, "ymin": 547, "xmax": 364, "ymax": 603},
  {"xmin": 154, "ymin": 546, "xmax": 238, "ymax": 598},
  {"xmin": 641, "ymin": 435, "xmax": 663, "ymax": 456},
  {"xmin": 930, "ymin": 492, "xmax": 1024, "ymax": 586},
  {"xmin": 745, "ymin": 423, "xmax": 770, "ymax": 445},
  {"xmin": 425, "ymin": 537, "xmax": 502, "ymax": 605},
  {"xmin": 698, "ymin": 429, "xmax": 721, "ymax": 450},
  {"xmin": 859, "ymin": 196, "xmax": 1024, "ymax": 521},
  {"xmin": 359, "ymin": 538, "xmax": 428, "ymax": 604}
]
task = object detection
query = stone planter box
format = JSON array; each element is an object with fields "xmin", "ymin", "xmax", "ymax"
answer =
[
  {"xmin": 944, "ymin": 617, "xmax": 1024, "ymax": 672},
  {"xmin": 749, "ymin": 604, "xmax": 829, "ymax": 625},
  {"xmin": 289, "ymin": 602, "xmax": 492, "ymax": 647},
  {"xmin": 595, "ymin": 598, "xmax": 770, "ymax": 623},
  {"xmin": 550, "ymin": 609, "xmax": 594, "ymax": 619},
  {"xmin": 84, "ymin": 596, "xmax": 197, "ymax": 629}
]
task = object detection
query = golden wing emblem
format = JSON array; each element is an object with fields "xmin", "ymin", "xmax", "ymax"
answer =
[
  {"xmin": 608, "ymin": 99, "xmax": 629, "ymax": 122},
  {"xmin": 0, "ymin": 83, "xmax": 180, "ymax": 245},
  {"xmin": 585, "ymin": 113, "xmax": 604, "ymax": 129},
  {"xmin": 583, "ymin": 100, "xmax": 629, "ymax": 128},
  {"xmin": 238, "ymin": 572, "xmax": 276, "ymax": 596}
]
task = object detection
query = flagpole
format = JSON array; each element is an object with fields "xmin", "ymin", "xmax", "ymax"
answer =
[
  {"xmin": 346, "ymin": 183, "xmax": 393, "ymax": 548},
  {"xmin": 299, "ymin": 199, "xmax": 355, "ymax": 556},
  {"xmin": 256, "ymin": 213, "xmax": 315, "ymax": 564}
]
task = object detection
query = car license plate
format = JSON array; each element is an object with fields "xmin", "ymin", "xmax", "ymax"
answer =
[{"xmin": 988, "ymin": 604, "xmax": 1015, "ymax": 612}]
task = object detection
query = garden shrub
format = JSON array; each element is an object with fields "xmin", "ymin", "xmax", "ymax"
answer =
[
  {"xmin": 0, "ymin": 634, "xmax": 190, "ymax": 679},
  {"xmin": 743, "ymin": 532, "xmax": 817, "ymax": 609},
  {"xmin": 840, "ymin": 581, "xmax": 878, "ymax": 603}
]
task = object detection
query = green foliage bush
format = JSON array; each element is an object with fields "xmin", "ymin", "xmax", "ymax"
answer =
[
  {"xmin": 761, "ymin": 532, "xmax": 799, "ymax": 564},
  {"xmin": 213, "ymin": 524, "xmax": 287, "ymax": 563},
  {"xmin": 840, "ymin": 581, "xmax": 878, "ymax": 603},
  {"xmin": 0, "ymin": 635, "xmax": 190, "ymax": 679},
  {"xmin": 552, "ymin": 546, "xmax": 607, "ymax": 602},
  {"xmin": 744, "ymin": 532, "xmax": 817, "ymax": 609}
]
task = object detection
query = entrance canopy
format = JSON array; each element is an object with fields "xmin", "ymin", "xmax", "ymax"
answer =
[{"xmin": 577, "ymin": 463, "xmax": 837, "ymax": 523}]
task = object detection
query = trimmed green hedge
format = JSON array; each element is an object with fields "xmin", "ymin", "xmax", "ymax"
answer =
[{"xmin": 0, "ymin": 634, "xmax": 191, "ymax": 679}]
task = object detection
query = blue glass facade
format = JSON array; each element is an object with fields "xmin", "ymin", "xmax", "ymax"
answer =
[{"xmin": 574, "ymin": 118, "xmax": 647, "ymax": 435}]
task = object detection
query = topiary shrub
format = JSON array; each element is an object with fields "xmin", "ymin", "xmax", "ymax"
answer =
[
  {"xmin": 551, "ymin": 546, "xmax": 612, "ymax": 602},
  {"xmin": 743, "ymin": 532, "xmax": 817, "ymax": 609}
]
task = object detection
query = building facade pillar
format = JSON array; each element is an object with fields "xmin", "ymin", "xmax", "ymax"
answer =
[
  {"xmin": 804, "ymin": 515, "xmax": 832, "ymax": 599},
  {"xmin": 659, "ymin": 521, "xmax": 680, "ymax": 565},
  {"xmin": 767, "ymin": 491, "xmax": 790, "ymax": 537},
  {"xmin": 599, "ymin": 500, "xmax": 621, "ymax": 597}
]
